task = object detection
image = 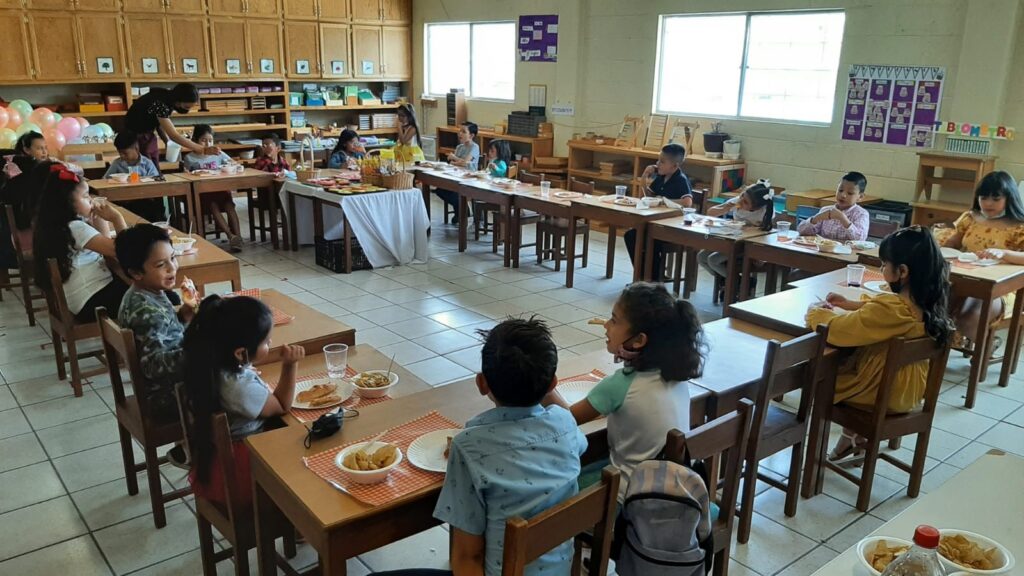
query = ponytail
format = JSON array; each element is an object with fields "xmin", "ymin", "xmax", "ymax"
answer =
[{"xmin": 879, "ymin": 226, "xmax": 953, "ymax": 348}]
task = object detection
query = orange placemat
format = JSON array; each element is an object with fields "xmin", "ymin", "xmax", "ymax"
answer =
[
  {"xmin": 229, "ymin": 288, "xmax": 293, "ymax": 326},
  {"xmin": 559, "ymin": 370, "xmax": 606, "ymax": 385},
  {"xmin": 837, "ymin": 269, "xmax": 885, "ymax": 287},
  {"xmin": 304, "ymin": 411, "xmax": 462, "ymax": 506},
  {"xmin": 951, "ymin": 260, "xmax": 981, "ymax": 270},
  {"xmin": 266, "ymin": 369, "xmax": 392, "ymax": 423}
]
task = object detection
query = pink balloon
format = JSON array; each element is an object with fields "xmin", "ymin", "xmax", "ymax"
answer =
[
  {"xmin": 0, "ymin": 107, "xmax": 7, "ymax": 130},
  {"xmin": 6, "ymin": 109, "xmax": 22, "ymax": 130},
  {"xmin": 44, "ymin": 129, "xmax": 66, "ymax": 152},
  {"xmin": 57, "ymin": 117, "xmax": 81, "ymax": 141},
  {"xmin": 29, "ymin": 107, "xmax": 55, "ymax": 129},
  {"xmin": 76, "ymin": 117, "xmax": 90, "ymax": 130}
]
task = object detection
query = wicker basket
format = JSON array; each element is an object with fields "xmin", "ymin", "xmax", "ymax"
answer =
[
  {"xmin": 364, "ymin": 172, "xmax": 384, "ymax": 186},
  {"xmin": 382, "ymin": 171, "xmax": 415, "ymax": 190}
]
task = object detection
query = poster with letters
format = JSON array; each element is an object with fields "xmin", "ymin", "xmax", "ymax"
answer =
[
  {"xmin": 841, "ymin": 65, "xmax": 944, "ymax": 147},
  {"xmin": 519, "ymin": 15, "xmax": 558, "ymax": 62}
]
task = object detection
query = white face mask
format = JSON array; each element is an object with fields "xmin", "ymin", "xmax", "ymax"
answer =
[{"xmin": 977, "ymin": 209, "xmax": 1006, "ymax": 221}]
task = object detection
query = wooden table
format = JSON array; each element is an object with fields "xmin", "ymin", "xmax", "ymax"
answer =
[
  {"xmin": 257, "ymin": 289, "xmax": 355, "ymax": 364},
  {"xmin": 90, "ymin": 175, "xmax": 194, "ymax": 229},
  {"xmin": 645, "ymin": 216, "xmax": 772, "ymax": 310},
  {"xmin": 740, "ymin": 233, "xmax": 861, "ymax": 301},
  {"xmin": 506, "ymin": 185, "xmax": 575, "ymax": 274},
  {"xmin": 810, "ymin": 451, "xmax": 1022, "ymax": 576},
  {"xmin": 728, "ymin": 285, "xmax": 866, "ymax": 336},
  {"xmin": 566, "ymin": 196, "xmax": 677, "ymax": 288},
  {"xmin": 179, "ymin": 168, "xmax": 277, "ymax": 244},
  {"xmin": 456, "ymin": 179, "xmax": 516, "ymax": 266},
  {"xmin": 411, "ymin": 167, "xmax": 464, "ymax": 230}
]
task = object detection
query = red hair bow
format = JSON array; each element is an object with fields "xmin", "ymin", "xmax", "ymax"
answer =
[{"xmin": 50, "ymin": 163, "xmax": 80, "ymax": 184}]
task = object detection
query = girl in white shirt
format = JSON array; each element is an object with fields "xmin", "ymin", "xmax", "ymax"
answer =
[
  {"xmin": 698, "ymin": 182, "xmax": 776, "ymax": 295},
  {"xmin": 33, "ymin": 164, "xmax": 129, "ymax": 322}
]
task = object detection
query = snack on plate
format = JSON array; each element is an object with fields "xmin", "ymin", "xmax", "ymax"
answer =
[
  {"xmin": 180, "ymin": 277, "xmax": 199, "ymax": 307},
  {"xmin": 354, "ymin": 372, "xmax": 391, "ymax": 388},
  {"xmin": 296, "ymin": 383, "xmax": 336, "ymax": 403},
  {"xmin": 444, "ymin": 436, "xmax": 453, "ymax": 459},
  {"xmin": 868, "ymin": 539, "xmax": 910, "ymax": 572},
  {"xmin": 342, "ymin": 443, "xmax": 399, "ymax": 471},
  {"xmin": 819, "ymin": 239, "xmax": 839, "ymax": 247},
  {"xmin": 939, "ymin": 534, "xmax": 998, "ymax": 570},
  {"xmin": 309, "ymin": 394, "xmax": 342, "ymax": 407}
]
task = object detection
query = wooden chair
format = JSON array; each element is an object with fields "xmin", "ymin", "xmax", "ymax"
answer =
[
  {"xmin": 502, "ymin": 466, "xmax": 620, "ymax": 576},
  {"xmin": 3, "ymin": 205, "xmax": 45, "ymax": 326},
  {"xmin": 97, "ymin": 308, "xmax": 191, "ymax": 528},
  {"xmin": 665, "ymin": 399, "xmax": 753, "ymax": 576},
  {"xmin": 536, "ymin": 177, "xmax": 592, "ymax": 271},
  {"xmin": 664, "ymin": 189, "xmax": 706, "ymax": 294},
  {"xmin": 475, "ymin": 168, "xmax": 541, "ymax": 255},
  {"xmin": 244, "ymin": 183, "xmax": 289, "ymax": 244},
  {"xmin": 174, "ymin": 386, "xmax": 301, "ymax": 575},
  {"xmin": 43, "ymin": 258, "xmax": 107, "ymax": 396},
  {"xmin": 736, "ymin": 329, "xmax": 825, "ymax": 544},
  {"xmin": 803, "ymin": 327, "xmax": 951, "ymax": 511}
]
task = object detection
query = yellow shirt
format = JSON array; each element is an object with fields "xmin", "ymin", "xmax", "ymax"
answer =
[
  {"xmin": 952, "ymin": 211, "xmax": 1024, "ymax": 252},
  {"xmin": 805, "ymin": 294, "xmax": 927, "ymax": 413}
]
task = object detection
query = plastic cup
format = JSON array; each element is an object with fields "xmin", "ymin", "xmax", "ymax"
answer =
[
  {"xmin": 777, "ymin": 221, "xmax": 792, "ymax": 236},
  {"xmin": 540, "ymin": 180, "xmax": 551, "ymax": 198},
  {"xmin": 846, "ymin": 264, "xmax": 866, "ymax": 287},
  {"xmin": 323, "ymin": 343, "xmax": 349, "ymax": 380},
  {"xmin": 615, "ymin": 185, "xmax": 627, "ymax": 198},
  {"xmin": 682, "ymin": 207, "xmax": 696, "ymax": 225}
]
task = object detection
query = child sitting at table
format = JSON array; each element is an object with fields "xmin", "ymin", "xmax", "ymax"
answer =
[
  {"xmin": 327, "ymin": 129, "xmax": 366, "ymax": 169},
  {"xmin": 624, "ymin": 144, "xmax": 694, "ymax": 278},
  {"xmin": 116, "ymin": 223, "xmax": 193, "ymax": 468},
  {"xmin": 797, "ymin": 172, "xmax": 870, "ymax": 241},
  {"xmin": 105, "ymin": 131, "xmax": 161, "ymax": 180},
  {"xmin": 183, "ymin": 124, "xmax": 243, "ymax": 252},
  {"xmin": 807, "ymin": 226, "xmax": 952, "ymax": 461},
  {"xmin": 184, "ymin": 295, "xmax": 305, "ymax": 506},
  {"xmin": 447, "ymin": 122, "xmax": 480, "ymax": 169},
  {"xmin": 485, "ymin": 139, "xmax": 511, "ymax": 177},
  {"xmin": 698, "ymin": 181, "xmax": 775, "ymax": 296},
  {"xmin": 253, "ymin": 133, "xmax": 291, "ymax": 174},
  {"xmin": 545, "ymin": 282, "xmax": 705, "ymax": 502}
]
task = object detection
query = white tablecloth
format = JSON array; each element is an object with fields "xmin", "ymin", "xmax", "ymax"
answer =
[{"xmin": 279, "ymin": 181, "xmax": 429, "ymax": 268}]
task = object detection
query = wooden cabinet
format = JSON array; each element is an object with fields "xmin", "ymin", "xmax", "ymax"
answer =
[
  {"xmin": 247, "ymin": 19, "xmax": 282, "ymax": 76},
  {"xmin": 27, "ymin": 12, "xmax": 79, "ymax": 80},
  {"xmin": 0, "ymin": 0, "xmax": 25, "ymax": 8},
  {"xmin": 318, "ymin": 0, "xmax": 347, "ymax": 21},
  {"xmin": 350, "ymin": 0, "xmax": 377, "ymax": 22},
  {"xmin": 210, "ymin": 17, "xmax": 282, "ymax": 78},
  {"xmin": 77, "ymin": 13, "xmax": 127, "ymax": 78},
  {"xmin": 210, "ymin": 18, "xmax": 247, "ymax": 77},
  {"xmin": 207, "ymin": 0, "xmax": 243, "ymax": 15},
  {"xmin": 210, "ymin": 0, "xmax": 279, "ymax": 18},
  {"xmin": 283, "ymin": 0, "xmax": 316, "ymax": 20},
  {"xmin": 382, "ymin": 0, "xmax": 409, "ymax": 24},
  {"xmin": 0, "ymin": 11, "xmax": 34, "ymax": 81},
  {"xmin": 380, "ymin": 25, "xmax": 409, "ymax": 79},
  {"xmin": 351, "ymin": 25, "xmax": 380, "ymax": 78},
  {"xmin": 123, "ymin": 0, "xmax": 164, "ymax": 11},
  {"xmin": 167, "ymin": 0, "xmax": 203, "ymax": 12},
  {"xmin": 27, "ymin": 0, "xmax": 72, "ymax": 9},
  {"xmin": 284, "ymin": 21, "xmax": 318, "ymax": 77},
  {"xmin": 319, "ymin": 23, "xmax": 350, "ymax": 78},
  {"xmin": 75, "ymin": 0, "xmax": 120, "ymax": 10},
  {"xmin": 284, "ymin": 0, "xmax": 346, "ymax": 21},
  {"xmin": 168, "ymin": 15, "xmax": 211, "ymax": 77},
  {"xmin": 246, "ymin": 0, "xmax": 279, "ymax": 18},
  {"xmin": 126, "ymin": 15, "xmax": 172, "ymax": 77}
]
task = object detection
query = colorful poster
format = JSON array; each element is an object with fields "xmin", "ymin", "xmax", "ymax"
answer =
[
  {"xmin": 841, "ymin": 65, "xmax": 945, "ymax": 147},
  {"xmin": 518, "ymin": 15, "xmax": 558, "ymax": 62}
]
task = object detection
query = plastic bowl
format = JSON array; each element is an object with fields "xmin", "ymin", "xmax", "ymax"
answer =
[
  {"xmin": 937, "ymin": 529, "xmax": 1015, "ymax": 574},
  {"xmin": 109, "ymin": 173, "xmax": 130, "ymax": 183},
  {"xmin": 334, "ymin": 442, "xmax": 403, "ymax": 484},
  {"xmin": 350, "ymin": 370, "xmax": 398, "ymax": 398},
  {"xmin": 172, "ymin": 237, "xmax": 196, "ymax": 254},
  {"xmin": 857, "ymin": 536, "xmax": 913, "ymax": 576}
]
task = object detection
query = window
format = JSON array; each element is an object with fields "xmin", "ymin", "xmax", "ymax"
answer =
[
  {"xmin": 426, "ymin": 22, "xmax": 516, "ymax": 101},
  {"xmin": 654, "ymin": 11, "xmax": 846, "ymax": 123}
]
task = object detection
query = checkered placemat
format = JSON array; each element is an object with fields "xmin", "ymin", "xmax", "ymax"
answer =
[
  {"xmin": 266, "ymin": 369, "xmax": 392, "ymax": 423},
  {"xmin": 303, "ymin": 411, "xmax": 462, "ymax": 506},
  {"xmin": 559, "ymin": 370, "xmax": 606, "ymax": 385},
  {"xmin": 228, "ymin": 288, "xmax": 293, "ymax": 326},
  {"xmin": 837, "ymin": 269, "xmax": 885, "ymax": 287},
  {"xmin": 951, "ymin": 260, "xmax": 981, "ymax": 270}
]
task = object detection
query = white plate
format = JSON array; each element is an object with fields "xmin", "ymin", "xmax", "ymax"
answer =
[
  {"xmin": 976, "ymin": 258, "xmax": 1000, "ymax": 266},
  {"xmin": 958, "ymin": 252, "xmax": 979, "ymax": 263},
  {"xmin": 863, "ymin": 280, "xmax": 893, "ymax": 294},
  {"xmin": 407, "ymin": 428, "xmax": 462, "ymax": 473},
  {"xmin": 557, "ymin": 380, "xmax": 598, "ymax": 405},
  {"xmin": 941, "ymin": 247, "xmax": 963, "ymax": 259},
  {"xmin": 554, "ymin": 191, "xmax": 582, "ymax": 199},
  {"xmin": 848, "ymin": 240, "xmax": 876, "ymax": 250},
  {"xmin": 291, "ymin": 378, "xmax": 352, "ymax": 409}
]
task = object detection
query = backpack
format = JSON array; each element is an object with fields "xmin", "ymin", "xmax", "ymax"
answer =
[{"xmin": 611, "ymin": 458, "xmax": 714, "ymax": 576}]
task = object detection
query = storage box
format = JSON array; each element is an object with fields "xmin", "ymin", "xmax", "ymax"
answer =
[
  {"xmin": 507, "ymin": 111, "xmax": 546, "ymax": 137},
  {"xmin": 784, "ymin": 188, "xmax": 837, "ymax": 212},
  {"xmin": 315, "ymin": 236, "xmax": 372, "ymax": 273},
  {"xmin": 288, "ymin": 92, "xmax": 303, "ymax": 106},
  {"xmin": 104, "ymin": 95, "xmax": 126, "ymax": 112}
]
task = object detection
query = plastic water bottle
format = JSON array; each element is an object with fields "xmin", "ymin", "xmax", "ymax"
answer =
[{"xmin": 880, "ymin": 525, "xmax": 945, "ymax": 576}]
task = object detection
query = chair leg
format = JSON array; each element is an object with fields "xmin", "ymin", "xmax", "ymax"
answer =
[
  {"xmin": 581, "ymin": 225, "xmax": 590, "ymax": 268},
  {"xmin": 736, "ymin": 455, "xmax": 758, "ymax": 544},
  {"xmin": 856, "ymin": 440, "xmax": 881, "ymax": 512},
  {"xmin": 888, "ymin": 437, "xmax": 902, "ymax": 450},
  {"xmin": 246, "ymin": 190, "xmax": 257, "ymax": 241},
  {"xmin": 119, "ymin": 424, "xmax": 139, "ymax": 496},
  {"xmin": 785, "ymin": 441, "xmax": 803, "ymax": 517},
  {"xmin": 907, "ymin": 429, "xmax": 931, "ymax": 498},
  {"xmin": 554, "ymin": 232, "xmax": 563, "ymax": 272},
  {"xmin": 52, "ymin": 330, "xmax": 67, "ymax": 381},
  {"xmin": 233, "ymin": 541, "xmax": 250, "ymax": 576},
  {"xmin": 492, "ymin": 217, "xmax": 500, "ymax": 253},
  {"xmin": 198, "ymin": 515, "xmax": 219, "ymax": 576},
  {"xmin": 145, "ymin": 443, "xmax": 167, "ymax": 528},
  {"xmin": 714, "ymin": 546, "xmax": 730, "ymax": 576},
  {"xmin": 66, "ymin": 337, "xmax": 83, "ymax": 397},
  {"xmin": 283, "ymin": 528, "xmax": 298, "ymax": 558},
  {"xmin": 19, "ymin": 267, "xmax": 35, "ymax": 326}
]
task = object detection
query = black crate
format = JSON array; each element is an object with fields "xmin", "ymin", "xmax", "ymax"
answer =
[
  {"xmin": 864, "ymin": 201, "xmax": 913, "ymax": 241},
  {"xmin": 314, "ymin": 236, "xmax": 372, "ymax": 273},
  {"xmin": 507, "ymin": 111, "xmax": 547, "ymax": 137}
]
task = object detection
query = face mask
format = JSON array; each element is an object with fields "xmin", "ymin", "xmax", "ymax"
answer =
[
  {"xmin": 888, "ymin": 279, "xmax": 903, "ymax": 294},
  {"xmin": 615, "ymin": 334, "xmax": 642, "ymax": 363},
  {"xmin": 977, "ymin": 209, "xmax": 1006, "ymax": 220}
]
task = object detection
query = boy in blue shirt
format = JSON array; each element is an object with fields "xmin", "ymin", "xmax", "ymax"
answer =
[{"xmin": 105, "ymin": 130, "xmax": 161, "ymax": 179}]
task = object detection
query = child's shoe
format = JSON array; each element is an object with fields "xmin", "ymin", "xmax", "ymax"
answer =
[{"xmin": 229, "ymin": 234, "xmax": 243, "ymax": 252}]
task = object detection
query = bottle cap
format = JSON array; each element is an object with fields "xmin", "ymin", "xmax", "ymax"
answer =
[{"xmin": 914, "ymin": 525, "xmax": 940, "ymax": 549}]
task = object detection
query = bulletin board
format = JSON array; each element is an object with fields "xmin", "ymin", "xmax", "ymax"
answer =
[
  {"xmin": 841, "ymin": 65, "xmax": 944, "ymax": 148},
  {"xmin": 519, "ymin": 15, "xmax": 558, "ymax": 62}
]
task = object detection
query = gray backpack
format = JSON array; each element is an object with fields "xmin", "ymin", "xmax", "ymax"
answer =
[{"xmin": 612, "ymin": 459, "xmax": 713, "ymax": 576}]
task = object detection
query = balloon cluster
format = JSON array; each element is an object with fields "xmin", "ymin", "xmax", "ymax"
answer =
[{"xmin": 0, "ymin": 99, "xmax": 115, "ymax": 151}]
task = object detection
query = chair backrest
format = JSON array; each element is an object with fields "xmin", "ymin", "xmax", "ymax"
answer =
[
  {"xmin": 44, "ymin": 258, "xmax": 74, "ymax": 326},
  {"xmin": 750, "ymin": 329, "xmax": 825, "ymax": 437},
  {"xmin": 795, "ymin": 205, "xmax": 819, "ymax": 222},
  {"xmin": 3, "ymin": 204, "xmax": 22, "ymax": 256},
  {"xmin": 502, "ymin": 466, "xmax": 620, "ymax": 576},
  {"xmin": 871, "ymin": 328, "xmax": 951, "ymax": 419},
  {"xmin": 518, "ymin": 170, "xmax": 543, "ymax": 185},
  {"xmin": 691, "ymin": 188, "xmax": 708, "ymax": 214},
  {"xmin": 506, "ymin": 162, "xmax": 519, "ymax": 179},
  {"xmin": 97, "ymin": 307, "xmax": 165, "ymax": 417},
  {"xmin": 568, "ymin": 178, "xmax": 595, "ymax": 195}
]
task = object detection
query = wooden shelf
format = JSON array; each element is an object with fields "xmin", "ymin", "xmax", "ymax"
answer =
[
  {"xmin": 292, "ymin": 104, "xmax": 400, "ymax": 111},
  {"xmin": 568, "ymin": 168, "xmax": 634, "ymax": 185},
  {"xmin": 294, "ymin": 126, "xmax": 397, "ymax": 135},
  {"xmin": 210, "ymin": 124, "xmax": 288, "ymax": 133},
  {"xmin": 63, "ymin": 111, "xmax": 128, "ymax": 118},
  {"xmin": 193, "ymin": 109, "xmax": 287, "ymax": 117},
  {"xmin": 200, "ymin": 92, "xmax": 286, "ymax": 99}
]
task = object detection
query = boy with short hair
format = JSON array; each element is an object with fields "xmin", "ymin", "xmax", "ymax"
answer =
[
  {"xmin": 254, "ymin": 133, "xmax": 291, "ymax": 174},
  {"xmin": 625, "ymin": 143, "xmax": 695, "ymax": 278},
  {"xmin": 435, "ymin": 122, "xmax": 481, "ymax": 222},
  {"xmin": 434, "ymin": 318, "xmax": 587, "ymax": 576},
  {"xmin": 105, "ymin": 130, "xmax": 161, "ymax": 179}
]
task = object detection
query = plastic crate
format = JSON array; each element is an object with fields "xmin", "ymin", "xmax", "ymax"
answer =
[
  {"xmin": 507, "ymin": 111, "xmax": 547, "ymax": 137},
  {"xmin": 315, "ymin": 236, "xmax": 372, "ymax": 273}
]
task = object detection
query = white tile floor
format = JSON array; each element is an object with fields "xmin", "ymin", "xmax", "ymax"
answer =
[{"xmin": 1, "ymin": 197, "xmax": 1022, "ymax": 575}]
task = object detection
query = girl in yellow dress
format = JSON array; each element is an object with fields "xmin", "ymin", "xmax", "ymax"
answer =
[
  {"xmin": 941, "ymin": 171, "xmax": 1024, "ymax": 346},
  {"xmin": 806, "ymin": 226, "xmax": 953, "ymax": 460}
]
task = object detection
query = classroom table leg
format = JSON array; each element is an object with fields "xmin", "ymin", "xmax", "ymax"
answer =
[
  {"xmin": 1012, "ymin": 288, "xmax": 1024, "ymax": 376},
  {"xmin": 998, "ymin": 288, "xmax": 1024, "ymax": 387},
  {"xmin": 267, "ymin": 184, "xmax": 281, "ymax": 250},
  {"xmin": 632, "ymin": 226, "xmax": 646, "ymax": 283},
  {"xmin": 966, "ymin": 296, "xmax": 993, "ymax": 409},
  {"xmin": 643, "ymin": 231, "xmax": 656, "ymax": 285},
  {"xmin": 685, "ymin": 248, "xmax": 698, "ymax": 297},
  {"xmin": 502, "ymin": 204, "xmax": 512, "ymax": 268},
  {"xmin": 605, "ymin": 225, "xmax": 617, "ymax": 279},
  {"xmin": 511, "ymin": 206, "xmax": 521, "ymax": 268},
  {"xmin": 458, "ymin": 195, "xmax": 468, "ymax": 252},
  {"xmin": 287, "ymin": 191, "xmax": 299, "ymax": 251},
  {"xmin": 723, "ymin": 247, "xmax": 739, "ymax": 312},
  {"xmin": 254, "ymin": 480, "xmax": 282, "ymax": 576},
  {"xmin": 739, "ymin": 253, "xmax": 754, "ymax": 302},
  {"xmin": 419, "ymin": 182, "xmax": 432, "ymax": 237},
  {"xmin": 343, "ymin": 213, "xmax": 352, "ymax": 274},
  {"xmin": 565, "ymin": 217, "xmax": 577, "ymax": 288}
]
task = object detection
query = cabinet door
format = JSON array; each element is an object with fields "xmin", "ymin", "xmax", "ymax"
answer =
[
  {"xmin": 319, "ymin": 23, "xmax": 349, "ymax": 79},
  {"xmin": 75, "ymin": 0, "xmax": 120, "ymax": 10},
  {"xmin": 209, "ymin": 18, "xmax": 248, "ymax": 77},
  {"xmin": 380, "ymin": 25, "xmax": 408, "ymax": 79},
  {"xmin": 77, "ymin": 14, "xmax": 127, "ymax": 79},
  {"xmin": 247, "ymin": 19, "xmax": 282, "ymax": 77},
  {"xmin": 0, "ymin": 12, "xmax": 34, "ymax": 81},
  {"xmin": 284, "ymin": 21, "xmax": 318, "ymax": 78},
  {"xmin": 28, "ymin": 12, "xmax": 80, "ymax": 80},
  {"xmin": 350, "ymin": 0, "xmax": 379, "ymax": 22},
  {"xmin": 0, "ymin": 0, "xmax": 25, "ymax": 7},
  {"xmin": 283, "ymin": 0, "xmax": 316, "ymax": 20},
  {"xmin": 351, "ymin": 25, "xmax": 380, "ymax": 78},
  {"xmin": 123, "ymin": 0, "xmax": 165, "ymax": 12},
  {"xmin": 318, "ymin": 0, "xmax": 348, "ymax": 21},
  {"xmin": 126, "ymin": 16, "xmax": 172, "ymax": 78},
  {"xmin": 167, "ymin": 15, "xmax": 211, "ymax": 77},
  {"xmin": 246, "ymin": 0, "xmax": 279, "ymax": 18},
  {"xmin": 381, "ymin": 0, "xmax": 409, "ymax": 24},
  {"xmin": 207, "ymin": 0, "xmax": 244, "ymax": 16},
  {"xmin": 27, "ymin": 0, "xmax": 72, "ymax": 9},
  {"xmin": 168, "ymin": 0, "xmax": 205, "ymax": 13}
]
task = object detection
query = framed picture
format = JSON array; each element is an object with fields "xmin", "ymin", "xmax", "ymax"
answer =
[
  {"xmin": 182, "ymin": 58, "xmax": 198, "ymax": 74},
  {"xmin": 96, "ymin": 57, "xmax": 114, "ymax": 74},
  {"xmin": 226, "ymin": 59, "xmax": 241, "ymax": 74},
  {"xmin": 141, "ymin": 57, "xmax": 159, "ymax": 74},
  {"xmin": 330, "ymin": 60, "xmax": 345, "ymax": 75},
  {"xmin": 361, "ymin": 60, "xmax": 374, "ymax": 75},
  {"xmin": 259, "ymin": 59, "xmax": 274, "ymax": 74},
  {"xmin": 295, "ymin": 60, "xmax": 310, "ymax": 74}
]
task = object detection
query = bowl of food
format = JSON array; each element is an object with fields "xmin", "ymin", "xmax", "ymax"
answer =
[
  {"xmin": 335, "ymin": 441, "xmax": 402, "ymax": 484},
  {"xmin": 171, "ymin": 236, "xmax": 196, "ymax": 254},
  {"xmin": 109, "ymin": 173, "xmax": 130, "ymax": 183},
  {"xmin": 857, "ymin": 536, "xmax": 912, "ymax": 576},
  {"xmin": 937, "ymin": 530, "xmax": 1014, "ymax": 574},
  {"xmin": 849, "ymin": 240, "xmax": 877, "ymax": 251},
  {"xmin": 350, "ymin": 370, "xmax": 398, "ymax": 398}
]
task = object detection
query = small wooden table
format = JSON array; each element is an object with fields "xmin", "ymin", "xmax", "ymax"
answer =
[
  {"xmin": 728, "ymin": 285, "xmax": 865, "ymax": 336},
  {"xmin": 739, "ymin": 233, "xmax": 861, "ymax": 300},
  {"xmin": 567, "ymin": 196, "xmax": 677, "ymax": 288},
  {"xmin": 90, "ymin": 175, "xmax": 195, "ymax": 229},
  {"xmin": 180, "ymin": 168, "xmax": 277, "ymax": 244},
  {"xmin": 257, "ymin": 289, "xmax": 355, "ymax": 364}
]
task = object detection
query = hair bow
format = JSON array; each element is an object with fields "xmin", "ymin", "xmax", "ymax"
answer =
[
  {"xmin": 756, "ymin": 178, "xmax": 775, "ymax": 200},
  {"xmin": 2, "ymin": 155, "xmax": 21, "ymax": 179},
  {"xmin": 50, "ymin": 163, "xmax": 81, "ymax": 184}
]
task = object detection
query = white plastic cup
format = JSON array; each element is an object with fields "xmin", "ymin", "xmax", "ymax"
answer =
[
  {"xmin": 846, "ymin": 264, "xmax": 866, "ymax": 287},
  {"xmin": 323, "ymin": 343, "xmax": 349, "ymax": 379},
  {"xmin": 777, "ymin": 221, "xmax": 792, "ymax": 236},
  {"xmin": 682, "ymin": 207, "xmax": 697, "ymax": 225},
  {"xmin": 540, "ymin": 180, "xmax": 551, "ymax": 198},
  {"xmin": 615, "ymin": 185, "xmax": 627, "ymax": 198}
]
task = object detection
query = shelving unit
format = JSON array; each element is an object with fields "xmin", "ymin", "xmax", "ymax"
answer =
[{"xmin": 436, "ymin": 125, "xmax": 553, "ymax": 170}]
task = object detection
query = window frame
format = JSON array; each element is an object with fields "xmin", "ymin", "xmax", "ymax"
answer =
[
  {"xmin": 424, "ymin": 20, "xmax": 517, "ymax": 103},
  {"xmin": 653, "ymin": 9, "xmax": 846, "ymax": 126}
]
